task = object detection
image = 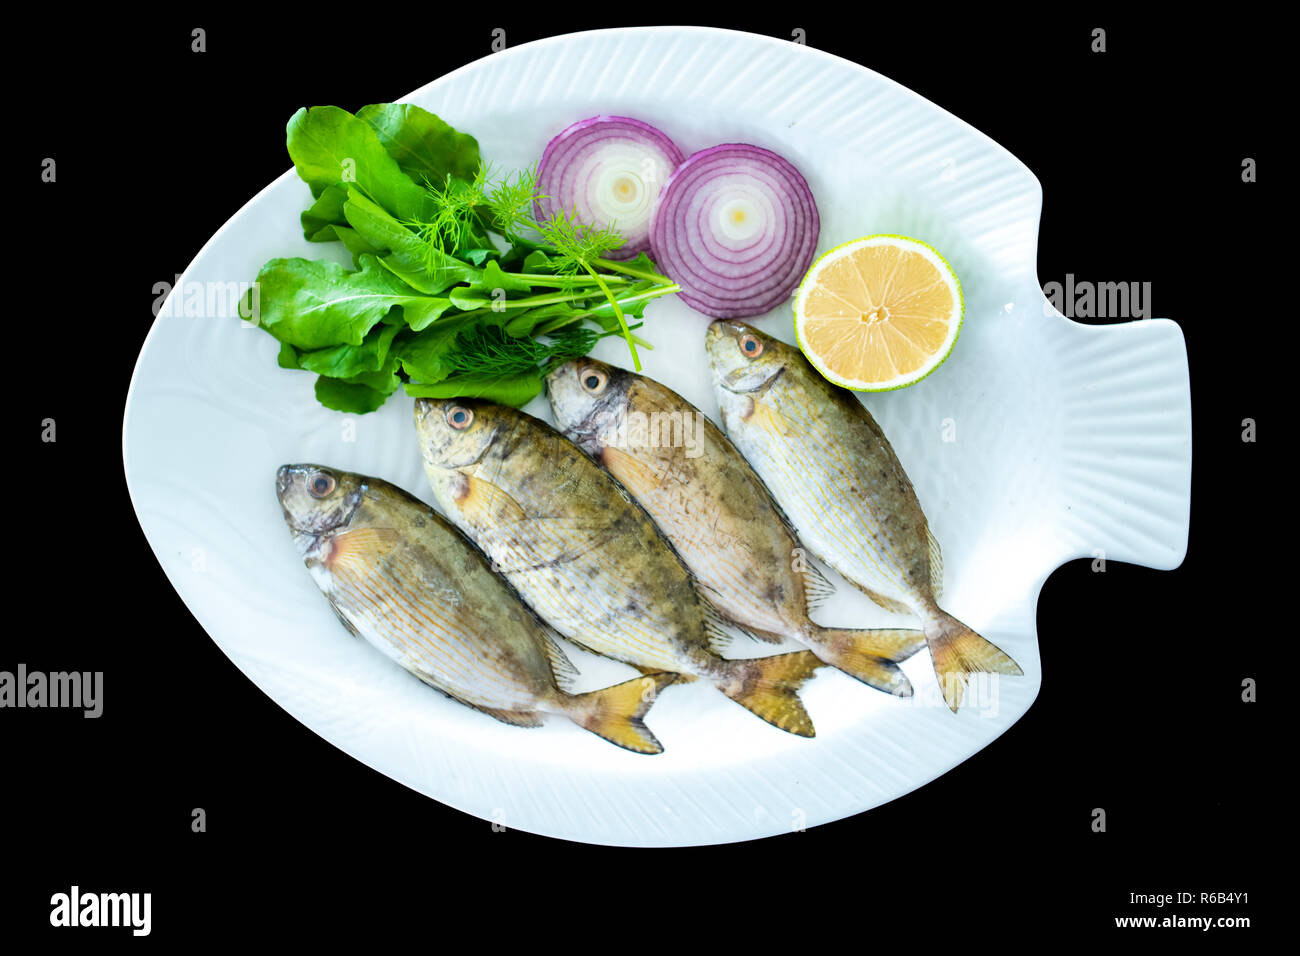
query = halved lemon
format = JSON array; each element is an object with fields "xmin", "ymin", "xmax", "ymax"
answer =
[{"xmin": 793, "ymin": 235, "xmax": 964, "ymax": 391}]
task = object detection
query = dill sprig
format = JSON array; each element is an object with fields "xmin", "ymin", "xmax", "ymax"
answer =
[
  {"xmin": 446, "ymin": 324, "xmax": 640, "ymax": 378},
  {"xmin": 406, "ymin": 166, "xmax": 491, "ymax": 256},
  {"xmin": 484, "ymin": 164, "xmax": 541, "ymax": 245},
  {"xmin": 536, "ymin": 206, "xmax": 626, "ymax": 274}
]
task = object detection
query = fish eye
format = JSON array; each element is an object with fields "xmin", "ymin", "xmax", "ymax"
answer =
[
  {"xmin": 580, "ymin": 367, "xmax": 608, "ymax": 395},
  {"xmin": 308, "ymin": 471, "xmax": 336, "ymax": 498},
  {"xmin": 740, "ymin": 334, "xmax": 764, "ymax": 358},
  {"xmin": 447, "ymin": 405, "xmax": 474, "ymax": 430}
]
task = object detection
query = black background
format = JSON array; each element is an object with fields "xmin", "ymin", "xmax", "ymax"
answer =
[{"xmin": 11, "ymin": 10, "xmax": 1272, "ymax": 941}]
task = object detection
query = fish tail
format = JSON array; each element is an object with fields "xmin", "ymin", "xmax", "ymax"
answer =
[
  {"xmin": 716, "ymin": 651, "xmax": 823, "ymax": 737},
  {"xmin": 809, "ymin": 627, "xmax": 927, "ymax": 696},
  {"xmin": 564, "ymin": 672, "xmax": 677, "ymax": 754},
  {"xmin": 926, "ymin": 610, "xmax": 1022, "ymax": 712}
]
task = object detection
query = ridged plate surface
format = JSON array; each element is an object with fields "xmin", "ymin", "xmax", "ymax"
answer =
[{"xmin": 123, "ymin": 27, "xmax": 1191, "ymax": 845}]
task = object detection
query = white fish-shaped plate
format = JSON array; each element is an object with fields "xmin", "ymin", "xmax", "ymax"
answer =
[{"xmin": 123, "ymin": 26, "xmax": 1190, "ymax": 846}]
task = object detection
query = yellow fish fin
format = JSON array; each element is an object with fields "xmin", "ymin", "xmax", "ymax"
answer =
[
  {"xmin": 745, "ymin": 398, "xmax": 789, "ymax": 436},
  {"xmin": 716, "ymin": 651, "xmax": 823, "ymax": 737},
  {"xmin": 564, "ymin": 672, "xmax": 677, "ymax": 754},
  {"xmin": 325, "ymin": 527, "xmax": 401, "ymax": 574},
  {"xmin": 926, "ymin": 610, "xmax": 1023, "ymax": 712},
  {"xmin": 456, "ymin": 474, "xmax": 528, "ymax": 524},
  {"xmin": 809, "ymin": 626, "xmax": 928, "ymax": 696},
  {"xmin": 601, "ymin": 444, "xmax": 671, "ymax": 495}
]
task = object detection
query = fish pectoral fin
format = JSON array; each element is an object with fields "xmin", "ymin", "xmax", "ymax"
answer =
[
  {"xmin": 457, "ymin": 474, "xmax": 528, "ymax": 524},
  {"xmin": 564, "ymin": 672, "xmax": 677, "ymax": 754},
  {"xmin": 602, "ymin": 444, "xmax": 673, "ymax": 495},
  {"xmin": 478, "ymin": 706, "xmax": 546, "ymax": 728},
  {"xmin": 746, "ymin": 397, "xmax": 791, "ymax": 437},
  {"xmin": 325, "ymin": 527, "xmax": 401, "ymax": 574}
]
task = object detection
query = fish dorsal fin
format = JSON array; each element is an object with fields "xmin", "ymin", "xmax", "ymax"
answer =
[
  {"xmin": 540, "ymin": 631, "xmax": 579, "ymax": 693},
  {"xmin": 927, "ymin": 525, "xmax": 944, "ymax": 601},
  {"xmin": 801, "ymin": 561, "xmax": 837, "ymax": 610},
  {"xmin": 325, "ymin": 527, "xmax": 401, "ymax": 574},
  {"xmin": 456, "ymin": 474, "xmax": 528, "ymax": 525}
]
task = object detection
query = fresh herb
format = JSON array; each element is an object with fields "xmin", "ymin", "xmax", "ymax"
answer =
[
  {"xmin": 404, "ymin": 163, "xmax": 668, "ymax": 367},
  {"xmin": 445, "ymin": 324, "xmax": 641, "ymax": 378},
  {"xmin": 248, "ymin": 103, "xmax": 678, "ymax": 412}
]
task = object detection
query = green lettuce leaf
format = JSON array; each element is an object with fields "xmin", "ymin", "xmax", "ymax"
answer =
[
  {"xmin": 403, "ymin": 370, "xmax": 543, "ymax": 408},
  {"xmin": 286, "ymin": 106, "xmax": 435, "ymax": 223},
  {"xmin": 356, "ymin": 103, "xmax": 481, "ymax": 185},
  {"xmin": 254, "ymin": 254, "xmax": 443, "ymax": 349},
  {"xmin": 314, "ymin": 375, "xmax": 396, "ymax": 414},
  {"xmin": 295, "ymin": 323, "xmax": 402, "ymax": 378},
  {"xmin": 342, "ymin": 188, "xmax": 480, "ymax": 292},
  {"xmin": 395, "ymin": 315, "xmax": 475, "ymax": 384},
  {"xmin": 301, "ymin": 183, "xmax": 350, "ymax": 241}
]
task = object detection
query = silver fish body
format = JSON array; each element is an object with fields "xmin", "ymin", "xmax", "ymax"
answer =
[
  {"xmin": 704, "ymin": 321, "xmax": 1022, "ymax": 711},
  {"xmin": 546, "ymin": 357, "xmax": 925, "ymax": 695},
  {"xmin": 276, "ymin": 463, "xmax": 673, "ymax": 752},
  {"xmin": 413, "ymin": 401, "xmax": 825, "ymax": 736}
]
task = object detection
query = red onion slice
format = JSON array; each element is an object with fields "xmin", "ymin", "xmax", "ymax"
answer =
[
  {"xmin": 535, "ymin": 116, "xmax": 685, "ymax": 260},
  {"xmin": 650, "ymin": 144, "xmax": 820, "ymax": 318}
]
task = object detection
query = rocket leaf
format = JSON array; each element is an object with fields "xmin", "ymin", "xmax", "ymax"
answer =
[{"xmin": 356, "ymin": 103, "xmax": 481, "ymax": 185}]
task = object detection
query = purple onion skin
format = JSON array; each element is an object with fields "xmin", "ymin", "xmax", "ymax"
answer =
[
  {"xmin": 535, "ymin": 115, "xmax": 685, "ymax": 260},
  {"xmin": 650, "ymin": 143, "xmax": 820, "ymax": 318}
]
